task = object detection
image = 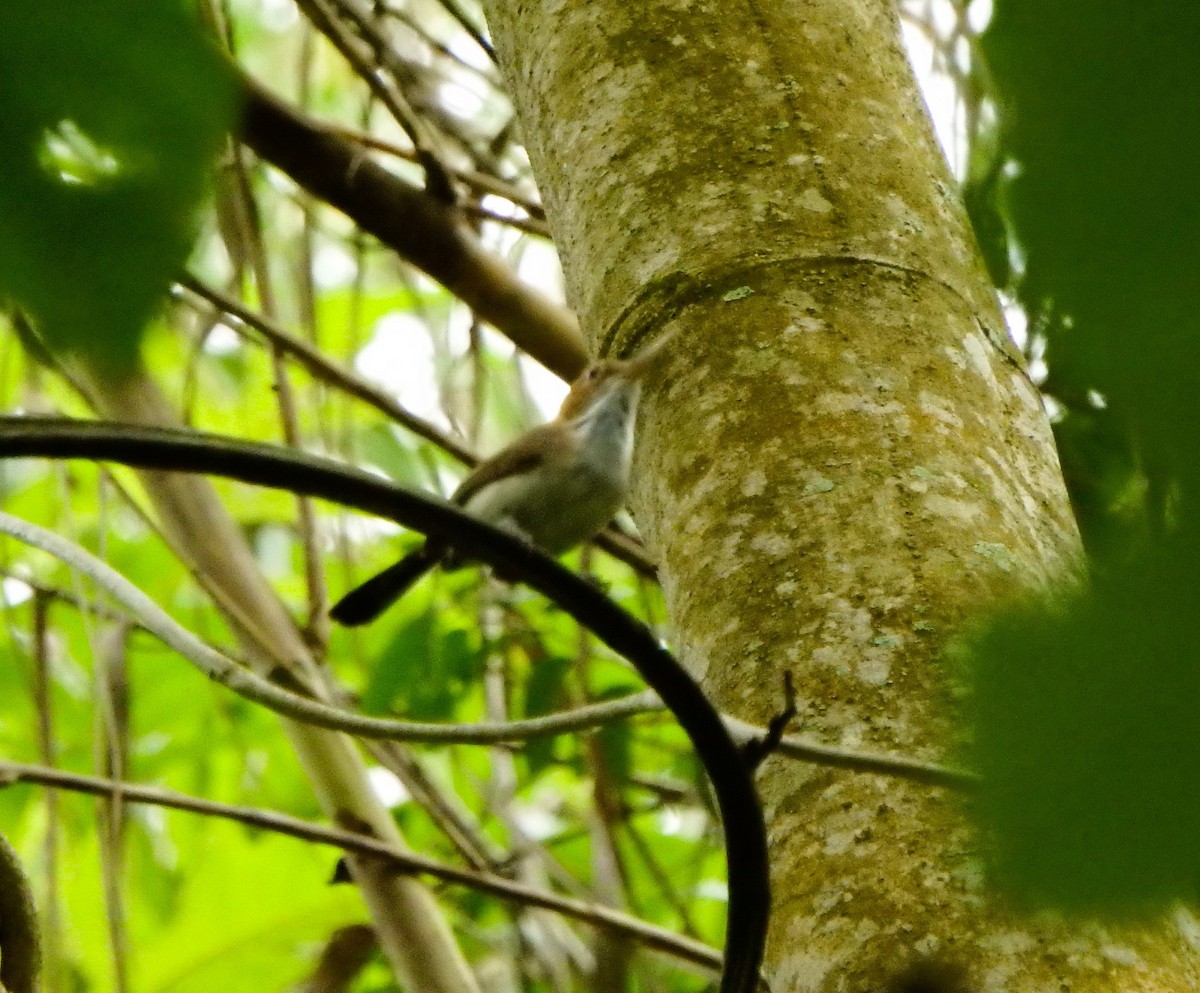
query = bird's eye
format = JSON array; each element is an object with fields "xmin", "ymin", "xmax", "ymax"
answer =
[{"xmin": 587, "ymin": 367, "xmax": 600, "ymax": 380}]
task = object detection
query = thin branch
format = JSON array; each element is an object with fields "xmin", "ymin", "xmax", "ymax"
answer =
[
  {"xmin": 0, "ymin": 507, "xmax": 664, "ymax": 745},
  {"xmin": 293, "ymin": 0, "xmax": 456, "ymax": 199},
  {"xmin": 14, "ymin": 555, "xmax": 970, "ymax": 792},
  {"xmin": 584, "ymin": 699, "xmax": 635, "ymax": 992},
  {"xmin": 176, "ymin": 276, "xmax": 477, "ymax": 464},
  {"xmin": 0, "ymin": 760, "xmax": 723, "ymax": 976},
  {"xmin": 32, "ymin": 593, "xmax": 66, "ymax": 991},
  {"xmin": 481, "ymin": 622, "xmax": 582, "ymax": 989},
  {"xmin": 224, "ymin": 127, "xmax": 332, "ymax": 647},
  {"xmin": 323, "ymin": 0, "xmax": 502, "ymax": 175},
  {"xmin": 94, "ymin": 621, "xmax": 132, "ymax": 993},
  {"xmin": 622, "ymin": 816, "xmax": 702, "ymax": 939},
  {"xmin": 317, "ymin": 122, "xmax": 545, "ymax": 218},
  {"xmin": 428, "ymin": 0, "xmax": 494, "ymax": 61},
  {"xmin": 364, "ymin": 739, "xmax": 504, "ymax": 871},
  {"xmin": 460, "ymin": 201, "xmax": 552, "ymax": 239},
  {"xmin": 722, "ymin": 715, "xmax": 977, "ymax": 791},
  {"xmin": 3, "ymin": 572, "xmax": 132, "ymax": 627},
  {"xmin": 235, "ymin": 70, "xmax": 589, "ymax": 380},
  {"xmin": 176, "ymin": 280, "xmax": 657, "ymax": 577},
  {"xmin": 380, "ymin": 5, "xmax": 500, "ymax": 86},
  {"xmin": 295, "ymin": 924, "xmax": 377, "ymax": 993},
  {"xmin": 741, "ymin": 671, "xmax": 797, "ymax": 772}
]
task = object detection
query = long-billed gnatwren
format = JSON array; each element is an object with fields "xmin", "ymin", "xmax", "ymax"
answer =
[{"xmin": 330, "ymin": 332, "xmax": 675, "ymax": 626}]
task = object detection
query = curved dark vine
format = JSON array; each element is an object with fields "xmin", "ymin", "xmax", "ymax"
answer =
[{"xmin": 0, "ymin": 416, "xmax": 769, "ymax": 993}]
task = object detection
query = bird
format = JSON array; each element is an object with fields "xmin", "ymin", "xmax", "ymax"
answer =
[{"xmin": 330, "ymin": 332, "xmax": 675, "ymax": 626}]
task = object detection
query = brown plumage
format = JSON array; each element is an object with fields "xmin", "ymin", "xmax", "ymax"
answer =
[{"xmin": 330, "ymin": 346, "xmax": 674, "ymax": 626}]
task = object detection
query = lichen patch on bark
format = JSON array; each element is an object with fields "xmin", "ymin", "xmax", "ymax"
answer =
[{"xmin": 483, "ymin": 0, "xmax": 1195, "ymax": 987}]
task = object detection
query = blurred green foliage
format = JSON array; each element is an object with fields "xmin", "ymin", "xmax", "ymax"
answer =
[
  {"xmin": 969, "ymin": 0, "xmax": 1200, "ymax": 912},
  {"xmin": 0, "ymin": 0, "xmax": 236, "ymax": 374},
  {"xmin": 0, "ymin": 0, "xmax": 710, "ymax": 971},
  {"xmin": 974, "ymin": 544, "xmax": 1200, "ymax": 911}
]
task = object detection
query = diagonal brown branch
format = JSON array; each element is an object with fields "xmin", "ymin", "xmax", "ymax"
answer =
[
  {"xmin": 236, "ymin": 71, "xmax": 588, "ymax": 379},
  {"xmin": 0, "ymin": 760, "xmax": 724, "ymax": 976}
]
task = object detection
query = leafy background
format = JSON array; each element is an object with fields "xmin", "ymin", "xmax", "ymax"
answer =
[
  {"xmin": 966, "ymin": 0, "xmax": 1200, "ymax": 912},
  {"xmin": 0, "ymin": 0, "xmax": 1197, "ymax": 989}
]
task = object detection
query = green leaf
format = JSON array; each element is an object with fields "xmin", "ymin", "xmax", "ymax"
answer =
[
  {"xmin": 597, "ymin": 721, "xmax": 633, "ymax": 784},
  {"xmin": 135, "ymin": 821, "xmax": 364, "ymax": 992},
  {"xmin": 522, "ymin": 656, "xmax": 572, "ymax": 718},
  {"xmin": 971, "ymin": 543, "xmax": 1200, "ymax": 912},
  {"xmin": 360, "ymin": 609, "xmax": 437, "ymax": 715},
  {"xmin": 521, "ymin": 656, "xmax": 572, "ymax": 776},
  {"xmin": 981, "ymin": 1, "xmax": 1200, "ymax": 497},
  {"xmin": 971, "ymin": 2, "xmax": 1200, "ymax": 913},
  {"xmin": 0, "ymin": 1, "xmax": 238, "ymax": 374},
  {"xmin": 358, "ymin": 421, "xmax": 427, "ymax": 489},
  {"xmin": 361, "ymin": 609, "xmax": 482, "ymax": 719}
]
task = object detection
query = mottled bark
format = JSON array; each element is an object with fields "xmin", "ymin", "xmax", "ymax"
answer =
[{"xmin": 482, "ymin": 0, "xmax": 1200, "ymax": 989}]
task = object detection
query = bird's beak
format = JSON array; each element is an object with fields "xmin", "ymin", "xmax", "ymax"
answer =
[{"xmin": 623, "ymin": 324, "xmax": 685, "ymax": 380}]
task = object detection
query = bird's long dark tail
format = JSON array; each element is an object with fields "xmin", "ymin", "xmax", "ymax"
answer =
[{"xmin": 330, "ymin": 545, "xmax": 443, "ymax": 626}]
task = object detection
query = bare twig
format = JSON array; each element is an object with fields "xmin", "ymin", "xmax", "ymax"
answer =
[
  {"xmin": 741, "ymin": 671, "xmax": 798, "ymax": 771},
  {"xmin": 176, "ymin": 276, "xmax": 477, "ymax": 463},
  {"xmin": 364, "ymin": 739, "xmax": 503, "ymax": 871},
  {"xmin": 6, "ymin": 562, "xmax": 970, "ymax": 789},
  {"xmin": 429, "ymin": 0, "xmax": 494, "ymax": 61},
  {"xmin": 294, "ymin": 0, "xmax": 456, "ymax": 199},
  {"xmin": 317, "ymin": 121, "xmax": 545, "ymax": 218},
  {"xmin": 380, "ymin": 5, "xmax": 500, "ymax": 85},
  {"xmin": 459, "ymin": 201, "xmax": 551, "ymax": 239},
  {"xmin": 1, "ymin": 508, "xmax": 668, "ymax": 745},
  {"xmin": 175, "ymin": 277, "xmax": 657, "ymax": 579},
  {"xmin": 723, "ymin": 715, "xmax": 976, "ymax": 791},
  {"xmin": 236, "ymin": 72, "xmax": 589, "ymax": 379},
  {"xmin": 0, "ymin": 760, "xmax": 724, "ymax": 975}
]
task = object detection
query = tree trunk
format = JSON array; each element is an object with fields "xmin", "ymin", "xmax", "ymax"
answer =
[{"xmin": 481, "ymin": 0, "xmax": 1200, "ymax": 989}]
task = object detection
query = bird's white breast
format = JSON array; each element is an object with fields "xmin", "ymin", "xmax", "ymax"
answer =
[{"xmin": 464, "ymin": 385, "xmax": 636, "ymax": 553}]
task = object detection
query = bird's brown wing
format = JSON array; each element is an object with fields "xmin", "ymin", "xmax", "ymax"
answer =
[
  {"xmin": 452, "ymin": 423, "xmax": 559, "ymax": 506},
  {"xmin": 329, "ymin": 425, "xmax": 563, "ymax": 627}
]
